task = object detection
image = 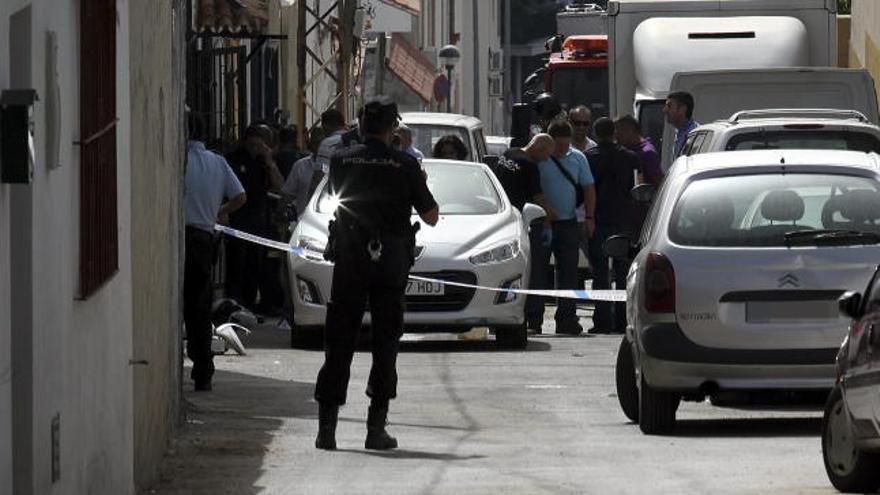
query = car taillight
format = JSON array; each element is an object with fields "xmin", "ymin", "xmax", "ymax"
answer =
[{"xmin": 644, "ymin": 252, "xmax": 675, "ymax": 313}]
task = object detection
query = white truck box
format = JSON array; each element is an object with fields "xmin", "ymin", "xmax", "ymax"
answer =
[{"xmin": 608, "ymin": 0, "xmax": 837, "ymax": 147}]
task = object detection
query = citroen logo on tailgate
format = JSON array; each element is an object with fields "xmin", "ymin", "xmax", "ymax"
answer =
[{"xmin": 778, "ymin": 273, "xmax": 800, "ymax": 288}]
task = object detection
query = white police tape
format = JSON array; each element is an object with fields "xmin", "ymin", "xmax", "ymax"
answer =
[{"xmin": 214, "ymin": 224, "xmax": 627, "ymax": 302}]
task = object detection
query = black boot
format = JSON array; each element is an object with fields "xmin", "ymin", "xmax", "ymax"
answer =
[
  {"xmin": 365, "ymin": 401, "xmax": 398, "ymax": 450},
  {"xmin": 315, "ymin": 403, "xmax": 339, "ymax": 450}
]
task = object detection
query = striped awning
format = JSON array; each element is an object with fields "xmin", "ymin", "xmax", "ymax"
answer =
[
  {"xmin": 195, "ymin": 0, "xmax": 269, "ymax": 34},
  {"xmin": 386, "ymin": 33, "xmax": 436, "ymax": 103}
]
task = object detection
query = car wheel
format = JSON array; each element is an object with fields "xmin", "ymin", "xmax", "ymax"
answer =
[
  {"xmin": 495, "ymin": 324, "xmax": 528, "ymax": 350},
  {"xmin": 638, "ymin": 374, "xmax": 679, "ymax": 435},
  {"xmin": 615, "ymin": 337, "xmax": 639, "ymax": 423},
  {"xmin": 291, "ymin": 325, "xmax": 323, "ymax": 349},
  {"xmin": 822, "ymin": 385, "xmax": 880, "ymax": 493}
]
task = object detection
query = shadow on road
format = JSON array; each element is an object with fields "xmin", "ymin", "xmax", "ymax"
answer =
[
  {"xmin": 672, "ymin": 416, "xmax": 821, "ymax": 438},
  {"xmin": 147, "ymin": 369, "xmax": 317, "ymax": 495},
  {"xmin": 334, "ymin": 448, "xmax": 487, "ymax": 461},
  {"xmin": 399, "ymin": 339, "xmax": 552, "ymax": 353},
  {"xmin": 244, "ymin": 323, "xmax": 554, "ymax": 353}
]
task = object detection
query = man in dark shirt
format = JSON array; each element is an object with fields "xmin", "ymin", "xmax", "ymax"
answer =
[
  {"xmin": 495, "ymin": 133, "xmax": 556, "ymax": 213},
  {"xmin": 314, "ymin": 97, "xmax": 439, "ymax": 452},
  {"xmin": 614, "ymin": 115, "xmax": 662, "ymax": 185},
  {"xmin": 585, "ymin": 117, "xmax": 643, "ymax": 334},
  {"xmin": 224, "ymin": 124, "xmax": 285, "ymax": 309},
  {"xmin": 274, "ymin": 125, "xmax": 305, "ymax": 179}
]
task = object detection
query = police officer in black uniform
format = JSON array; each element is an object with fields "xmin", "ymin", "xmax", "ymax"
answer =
[{"xmin": 314, "ymin": 97, "xmax": 439, "ymax": 451}]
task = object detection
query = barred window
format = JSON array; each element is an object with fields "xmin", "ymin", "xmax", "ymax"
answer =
[{"xmin": 78, "ymin": 0, "xmax": 118, "ymax": 298}]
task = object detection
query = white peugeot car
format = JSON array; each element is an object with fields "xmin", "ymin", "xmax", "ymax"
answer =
[
  {"xmin": 288, "ymin": 159, "xmax": 545, "ymax": 349},
  {"xmin": 608, "ymin": 150, "xmax": 880, "ymax": 434}
]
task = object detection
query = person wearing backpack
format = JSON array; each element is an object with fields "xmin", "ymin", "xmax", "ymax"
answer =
[
  {"xmin": 526, "ymin": 121, "xmax": 597, "ymax": 335},
  {"xmin": 585, "ymin": 117, "xmax": 643, "ymax": 334}
]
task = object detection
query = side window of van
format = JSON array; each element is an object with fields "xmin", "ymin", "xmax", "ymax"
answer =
[
  {"xmin": 680, "ymin": 132, "xmax": 700, "ymax": 156},
  {"xmin": 474, "ymin": 128, "xmax": 488, "ymax": 161},
  {"xmin": 696, "ymin": 131, "xmax": 714, "ymax": 154},
  {"xmin": 685, "ymin": 132, "xmax": 707, "ymax": 156}
]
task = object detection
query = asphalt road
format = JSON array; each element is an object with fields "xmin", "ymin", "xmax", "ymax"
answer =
[{"xmin": 148, "ymin": 311, "xmax": 837, "ymax": 495}]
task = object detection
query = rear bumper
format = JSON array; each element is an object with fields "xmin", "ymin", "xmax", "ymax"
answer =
[{"xmin": 638, "ymin": 323, "xmax": 837, "ymax": 391}]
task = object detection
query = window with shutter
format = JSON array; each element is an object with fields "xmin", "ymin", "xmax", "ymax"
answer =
[{"xmin": 78, "ymin": 0, "xmax": 118, "ymax": 298}]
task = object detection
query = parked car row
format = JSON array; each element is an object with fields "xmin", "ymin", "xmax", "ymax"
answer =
[{"xmin": 606, "ymin": 103, "xmax": 880, "ymax": 492}]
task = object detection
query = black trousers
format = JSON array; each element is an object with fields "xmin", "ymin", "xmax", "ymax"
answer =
[
  {"xmin": 184, "ymin": 227, "xmax": 216, "ymax": 383},
  {"xmin": 587, "ymin": 225, "xmax": 629, "ymax": 331},
  {"xmin": 225, "ymin": 226, "xmax": 264, "ymax": 308},
  {"xmin": 525, "ymin": 220, "xmax": 582, "ymax": 324},
  {"xmin": 314, "ymin": 236, "xmax": 410, "ymax": 406}
]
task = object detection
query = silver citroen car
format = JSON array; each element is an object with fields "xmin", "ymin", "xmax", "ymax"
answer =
[
  {"xmin": 287, "ymin": 159, "xmax": 545, "ymax": 349},
  {"xmin": 608, "ymin": 150, "xmax": 880, "ymax": 434}
]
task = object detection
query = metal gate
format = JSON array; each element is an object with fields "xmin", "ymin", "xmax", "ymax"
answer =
[{"xmin": 187, "ymin": 44, "xmax": 248, "ymax": 151}]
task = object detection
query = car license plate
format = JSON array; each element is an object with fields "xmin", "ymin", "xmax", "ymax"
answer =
[
  {"xmin": 406, "ymin": 280, "xmax": 445, "ymax": 296},
  {"xmin": 745, "ymin": 301, "xmax": 838, "ymax": 323}
]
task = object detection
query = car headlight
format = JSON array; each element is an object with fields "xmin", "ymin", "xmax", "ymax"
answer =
[
  {"xmin": 295, "ymin": 235, "xmax": 327, "ymax": 261},
  {"xmin": 469, "ymin": 240, "xmax": 520, "ymax": 265}
]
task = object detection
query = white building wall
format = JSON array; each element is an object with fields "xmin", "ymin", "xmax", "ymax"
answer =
[
  {"xmin": 850, "ymin": 1, "xmax": 880, "ymax": 110},
  {"xmin": 453, "ymin": 0, "xmax": 503, "ymax": 134},
  {"xmin": 4, "ymin": 0, "xmax": 135, "ymax": 493}
]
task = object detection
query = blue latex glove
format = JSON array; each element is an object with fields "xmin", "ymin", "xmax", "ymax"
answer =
[{"xmin": 541, "ymin": 225, "xmax": 553, "ymax": 247}]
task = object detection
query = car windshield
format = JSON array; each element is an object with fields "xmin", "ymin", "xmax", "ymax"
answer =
[
  {"xmin": 315, "ymin": 163, "xmax": 502, "ymax": 216},
  {"xmin": 406, "ymin": 124, "xmax": 473, "ymax": 161},
  {"xmin": 725, "ymin": 131, "xmax": 880, "ymax": 153},
  {"xmin": 423, "ymin": 163, "xmax": 502, "ymax": 215},
  {"xmin": 669, "ymin": 173, "xmax": 880, "ymax": 247}
]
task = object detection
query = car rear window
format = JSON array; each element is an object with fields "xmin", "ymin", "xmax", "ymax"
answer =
[
  {"xmin": 725, "ymin": 131, "xmax": 880, "ymax": 153},
  {"xmin": 407, "ymin": 124, "xmax": 473, "ymax": 161},
  {"xmin": 669, "ymin": 173, "xmax": 880, "ymax": 247}
]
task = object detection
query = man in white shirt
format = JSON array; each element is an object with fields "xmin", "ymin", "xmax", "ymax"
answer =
[
  {"xmin": 282, "ymin": 126, "xmax": 325, "ymax": 218},
  {"xmin": 184, "ymin": 113, "xmax": 246, "ymax": 392}
]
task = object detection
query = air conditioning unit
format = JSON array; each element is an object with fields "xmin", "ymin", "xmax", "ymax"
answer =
[
  {"xmin": 488, "ymin": 75, "xmax": 503, "ymax": 97},
  {"xmin": 488, "ymin": 48, "xmax": 503, "ymax": 72}
]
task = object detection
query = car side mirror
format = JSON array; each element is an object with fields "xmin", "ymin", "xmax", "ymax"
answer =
[
  {"xmin": 631, "ymin": 184, "xmax": 657, "ymax": 204},
  {"xmin": 839, "ymin": 292, "xmax": 863, "ymax": 320},
  {"xmin": 482, "ymin": 154, "xmax": 500, "ymax": 169},
  {"xmin": 605, "ymin": 235, "xmax": 634, "ymax": 259},
  {"xmin": 522, "ymin": 203, "xmax": 547, "ymax": 225}
]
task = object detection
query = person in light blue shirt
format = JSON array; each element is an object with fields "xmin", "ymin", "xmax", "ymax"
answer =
[
  {"xmin": 184, "ymin": 113, "xmax": 246, "ymax": 392},
  {"xmin": 665, "ymin": 91, "xmax": 699, "ymax": 158},
  {"xmin": 526, "ymin": 121, "xmax": 597, "ymax": 336}
]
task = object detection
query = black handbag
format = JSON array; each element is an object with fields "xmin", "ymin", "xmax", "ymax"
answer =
[{"xmin": 550, "ymin": 155, "xmax": 584, "ymax": 207}]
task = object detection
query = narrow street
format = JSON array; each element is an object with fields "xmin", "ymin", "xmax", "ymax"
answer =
[{"xmin": 149, "ymin": 309, "xmax": 833, "ymax": 495}]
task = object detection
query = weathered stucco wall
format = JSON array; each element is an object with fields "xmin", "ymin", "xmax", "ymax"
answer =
[
  {"xmin": 128, "ymin": 0, "xmax": 184, "ymax": 489},
  {"xmin": 850, "ymin": 0, "xmax": 880, "ymax": 104}
]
